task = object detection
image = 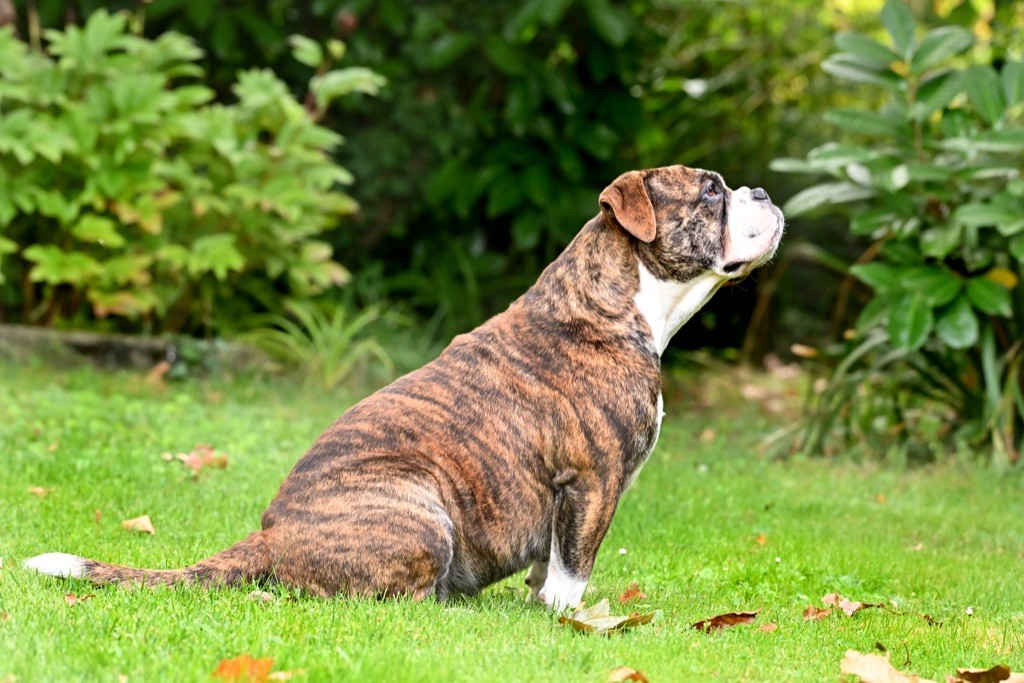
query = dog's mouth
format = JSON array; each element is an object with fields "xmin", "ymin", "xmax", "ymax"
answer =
[{"xmin": 722, "ymin": 261, "xmax": 747, "ymax": 275}]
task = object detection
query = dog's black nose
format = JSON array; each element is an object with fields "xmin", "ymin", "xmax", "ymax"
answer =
[{"xmin": 752, "ymin": 187, "xmax": 769, "ymax": 201}]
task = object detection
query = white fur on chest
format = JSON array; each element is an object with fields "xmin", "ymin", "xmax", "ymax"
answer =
[{"xmin": 634, "ymin": 259, "xmax": 725, "ymax": 355}]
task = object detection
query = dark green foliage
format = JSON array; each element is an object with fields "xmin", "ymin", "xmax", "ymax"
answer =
[
  {"xmin": 775, "ymin": 0, "xmax": 1024, "ymax": 464},
  {"xmin": 0, "ymin": 10, "xmax": 380, "ymax": 334}
]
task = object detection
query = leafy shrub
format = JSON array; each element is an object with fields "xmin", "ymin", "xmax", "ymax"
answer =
[
  {"xmin": 0, "ymin": 10, "xmax": 383, "ymax": 334},
  {"xmin": 774, "ymin": 0, "xmax": 1024, "ymax": 464}
]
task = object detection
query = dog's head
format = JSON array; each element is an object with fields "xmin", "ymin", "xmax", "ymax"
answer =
[{"xmin": 599, "ymin": 165, "xmax": 784, "ymax": 282}]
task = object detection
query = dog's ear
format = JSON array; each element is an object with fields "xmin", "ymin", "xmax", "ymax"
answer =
[{"xmin": 599, "ymin": 171, "xmax": 656, "ymax": 243}]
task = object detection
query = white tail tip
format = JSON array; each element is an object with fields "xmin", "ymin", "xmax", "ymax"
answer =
[{"xmin": 24, "ymin": 552, "xmax": 87, "ymax": 579}]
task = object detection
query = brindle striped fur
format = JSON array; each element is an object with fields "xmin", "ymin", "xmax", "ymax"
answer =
[{"xmin": 25, "ymin": 165, "xmax": 784, "ymax": 607}]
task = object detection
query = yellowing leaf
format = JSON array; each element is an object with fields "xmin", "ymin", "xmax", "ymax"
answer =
[{"xmin": 985, "ymin": 267, "xmax": 1019, "ymax": 290}]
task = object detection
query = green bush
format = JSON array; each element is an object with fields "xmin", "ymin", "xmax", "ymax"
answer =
[
  {"xmin": 774, "ymin": 0, "xmax": 1024, "ymax": 464},
  {"xmin": 0, "ymin": 10, "xmax": 383, "ymax": 334}
]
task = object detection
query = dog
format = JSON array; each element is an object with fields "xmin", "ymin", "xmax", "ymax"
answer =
[{"xmin": 25, "ymin": 165, "xmax": 784, "ymax": 610}]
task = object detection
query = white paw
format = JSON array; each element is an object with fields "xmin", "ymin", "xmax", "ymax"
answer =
[{"xmin": 537, "ymin": 568, "xmax": 587, "ymax": 611}]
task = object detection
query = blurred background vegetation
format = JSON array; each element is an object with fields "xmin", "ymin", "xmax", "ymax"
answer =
[{"xmin": 1, "ymin": 0, "xmax": 1022, "ymax": 463}]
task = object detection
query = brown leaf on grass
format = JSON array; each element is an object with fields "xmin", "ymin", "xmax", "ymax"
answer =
[
  {"xmin": 699, "ymin": 428, "xmax": 716, "ymax": 443},
  {"xmin": 952, "ymin": 665, "xmax": 1024, "ymax": 683},
  {"xmin": 803, "ymin": 605, "xmax": 832, "ymax": 621},
  {"xmin": 691, "ymin": 609, "xmax": 759, "ymax": 633},
  {"xmin": 822, "ymin": 592, "xmax": 883, "ymax": 617},
  {"xmin": 212, "ymin": 655, "xmax": 275, "ymax": 682},
  {"xmin": 840, "ymin": 649, "xmax": 935, "ymax": 683},
  {"xmin": 64, "ymin": 593, "xmax": 95, "ymax": 607},
  {"xmin": 94, "ymin": 509, "xmax": 102, "ymax": 527},
  {"xmin": 558, "ymin": 599, "xmax": 656, "ymax": 636},
  {"xmin": 176, "ymin": 444, "xmax": 228, "ymax": 474},
  {"xmin": 607, "ymin": 666, "xmax": 649, "ymax": 682},
  {"xmin": 121, "ymin": 514, "xmax": 155, "ymax": 535},
  {"xmin": 618, "ymin": 583, "xmax": 647, "ymax": 604},
  {"xmin": 27, "ymin": 487, "xmax": 49, "ymax": 498},
  {"xmin": 267, "ymin": 670, "xmax": 307, "ymax": 681},
  {"xmin": 1, "ymin": 612, "xmax": 9, "ymax": 622},
  {"xmin": 759, "ymin": 622, "xmax": 778, "ymax": 633},
  {"xmin": 755, "ymin": 534, "xmax": 767, "ymax": 545}
]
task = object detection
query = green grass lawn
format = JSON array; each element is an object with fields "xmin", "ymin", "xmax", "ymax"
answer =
[{"xmin": 1, "ymin": 358, "xmax": 1023, "ymax": 682}]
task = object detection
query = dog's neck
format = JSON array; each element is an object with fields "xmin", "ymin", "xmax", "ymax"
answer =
[
  {"xmin": 633, "ymin": 261, "xmax": 725, "ymax": 355},
  {"xmin": 520, "ymin": 218, "xmax": 724, "ymax": 355}
]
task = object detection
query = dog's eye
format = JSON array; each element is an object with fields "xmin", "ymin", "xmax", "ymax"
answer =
[{"xmin": 703, "ymin": 185, "xmax": 718, "ymax": 200}]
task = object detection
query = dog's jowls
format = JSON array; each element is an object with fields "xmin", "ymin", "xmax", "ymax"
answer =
[{"xmin": 26, "ymin": 165, "xmax": 784, "ymax": 610}]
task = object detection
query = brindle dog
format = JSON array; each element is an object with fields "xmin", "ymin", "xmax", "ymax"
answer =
[{"xmin": 26, "ymin": 165, "xmax": 784, "ymax": 610}]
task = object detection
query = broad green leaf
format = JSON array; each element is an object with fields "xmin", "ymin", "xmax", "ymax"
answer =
[
  {"xmin": 834, "ymin": 32, "xmax": 899, "ymax": 69},
  {"xmin": 783, "ymin": 182, "xmax": 874, "ymax": 216},
  {"xmin": 1002, "ymin": 61, "xmax": 1024, "ymax": 108},
  {"xmin": 913, "ymin": 70, "xmax": 963, "ymax": 118},
  {"xmin": 940, "ymin": 129, "xmax": 1024, "ymax": 153},
  {"xmin": 310, "ymin": 67, "xmax": 386, "ymax": 109},
  {"xmin": 855, "ymin": 294, "xmax": 892, "ymax": 334},
  {"xmin": 850, "ymin": 262, "xmax": 904, "ymax": 292},
  {"xmin": 101, "ymin": 254, "xmax": 153, "ymax": 286},
  {"xmin": 1011, "ymin": 234, "xmax": 1024, "ymax": 262},
  {"xmin": 966, "ymin": 276, "xmax": 1012, "ymax": 317},
  {"xmin": 806, "ymin": 143, "xmax": 880, "ymax": 166},
  {"xmin": 72, "ymin": 214, "xmax": 125, "ymax": 248},
  {"xmin": 769, "ymin": 158, "xmax": 817, "ymax": 173},
  {"xmin": 288, "ymin": 35, "xmax": 323, "ymax": 69},
  {"xmin": 953, "ymin": 203, "xmax": 1022, "ymax": 232},
  {"xmin": 889, "ymin": 292, "xmax": 933, "ymax": 351},
  {"xmin": 23, "ymin": 245, "xmax": 104, "ymax": 286},
  {"xmin": 824, "ymin": 109, "xmax": 904, "ymax": 137},
  {"xmin": 920, "ymin": 223, "xmax": 962, "ymax": 259},
  {"xmin": 910, "ymin": 27, "xmax": 972, "ymax": 74},
  {"xmin": 584, "ymin": 0, "xmax": 630, "ymax": 47},
  {"xmin": 850, "ymin": 209, "xmax": 898, "ymax": 236},
  {"xmin": 964, "ymin": 65, "xmax": 1005, "ymax": 125},
  {"xmin": 188, "ymin": 234, "xmax": 245, "ymax": 281},
  {"xmin": 423, "ymin": 33, "xmax": 475, "ymax": 70},
  {"xmin": 822, "ymin": 55, "xmax": 902, "ymax": 90},
  {"xmin": 935, "ymin": 295, "xmax": 979, "ymax": 349},
  {"xmin": 0, "ymin": 235, "xmax": 17, "ymax": 255},
  {"xmin": 902, "ymin": 265, "xmax": 962, "ymax": 306},
  {"xmin": 881, "ymin": 0, "xmax": 917, "ymax": 59}
]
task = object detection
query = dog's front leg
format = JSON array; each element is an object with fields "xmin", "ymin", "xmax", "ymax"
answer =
[{"xmin": 538, "ymin": 470, "xmax": 618, "ymax": 611}]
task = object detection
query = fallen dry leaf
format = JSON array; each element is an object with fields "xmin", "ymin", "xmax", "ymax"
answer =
[
  {"xmin": 94, "ymin": 509, "xmax": 102, "ymax": 527},
  {"xmin": 121, "ymin": 514, "xmax": 156, "ymax": 535},
  {"xmin": 692, "ymin": 609, "xmax": 759, "ymax": 633},
  {"xmin": 823, "ymin": 592, "xmax": 884, "ymax": 617},
  {"xmin": 755, "ymin": 534, "xmax": 767, "ymax": 545},
  {"xmin": 911, "ymin": 542, "xmax": 924, "ymax": 551},
  {"xmin": 618, "ymin": 583, "xmax": 647, "ymax": 604},
  {"xmin": 212, "ymin": 655, "xmax": 274, "ymax": 682},
  {"xmin": 699, "ymin": 428, "xmax": 716, "ymax": 443},
  {"xmin": 607, "ymin": 666, "xmax": 649, "ymax": 683},
  {"xmin": 175, "ymin": 444, "xmax": 228, "ymax": 475},
  {"xmin": 840, "ymin": 649, "xmax": 935, "ymax": 683},
  {"xmin": 64, "ymin": 593, "xmax": 95, "ymax": 607},
  {"xmin": 267, "ymin": 670, "xmax": 306, "ymax": 681},
  {"xmin": 27, "ymin": 487, "xmax": 49, "ymax": 498},
  {"xmin": 803, "ymin": 605, "xmax": 832, "ymax": 621},
  {"xmin": 876, "ymin": 493, "xmax": 888, "ymax": 504},
  {"xmin": 952, "ymin": 665, "xmax": 1024, "ymax": 683},
  {"xmin": 47, "ymin": 442, "xmax": 59, "ymax": 452},
  {"xmin": 1, "ymin": 612, "xmax": 9, "ymax": 622},
  {"xmin": 558, "ymin": 599, "xmax": 656, "ymax": 636},
  {"xmin": 759, "ymin": 622, "xmax": 778, "ymax": 633}
]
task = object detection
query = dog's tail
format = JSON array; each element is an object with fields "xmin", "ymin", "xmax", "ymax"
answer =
[{"xmin": 23, "ymin": 531, "xmax": 271, "ymax": 588}]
